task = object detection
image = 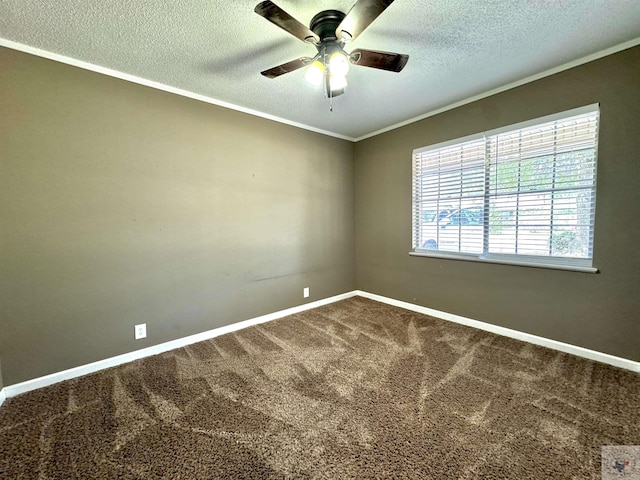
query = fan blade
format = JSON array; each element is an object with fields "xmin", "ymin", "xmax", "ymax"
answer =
[
  {"xmin": 336, "ymin": 0, "xmax": 394, "ymax": 42},
  {"xmin": 261, "ymin": 57, "xmax": 313, "ymax": 79},
  {"xmin": 255, "ymin": 1, "xmax": 319, "ymax": 44},
  {"xmin": 350, "ymin": 48, "xmax": 408, "ymax": 72}
]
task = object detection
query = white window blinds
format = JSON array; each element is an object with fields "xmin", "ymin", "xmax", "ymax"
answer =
[{"xmin": 412, "ymin": 105, "xmax": 599, "ymax": 271}]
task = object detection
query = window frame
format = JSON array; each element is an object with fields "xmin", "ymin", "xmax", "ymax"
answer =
[{"xmin": 410, "ymin": 104, "xmax": 600, "ymax": 273}]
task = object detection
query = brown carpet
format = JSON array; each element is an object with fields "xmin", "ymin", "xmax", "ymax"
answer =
[{"xmin": 1, "ymin": 296, "xmax": 639, "ymax": 479}]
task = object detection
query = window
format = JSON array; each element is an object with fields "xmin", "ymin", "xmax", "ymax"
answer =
[{"xmin": 411, "ymin": 104, "xmax": 599, "ymax": 272}]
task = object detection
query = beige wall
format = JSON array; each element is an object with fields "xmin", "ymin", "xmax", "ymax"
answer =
[
  {"xmin": 355, "ymin": 45, "xmax": 640, "ymax": 361},
  {"xmin": 0, "ymin": 47, "xmax": 356, "ymax": 385}
]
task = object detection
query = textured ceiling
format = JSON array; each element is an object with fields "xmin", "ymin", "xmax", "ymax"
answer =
[{"xmin": 1, "ymin": 1, "xmax": 640, "ymax": 140}]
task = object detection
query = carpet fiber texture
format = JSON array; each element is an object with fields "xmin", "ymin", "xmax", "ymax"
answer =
[{"xmin": 1, "ymin": 296, "xmax": 639, "ymax": 479}]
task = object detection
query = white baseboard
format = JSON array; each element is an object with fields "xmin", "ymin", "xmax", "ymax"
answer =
[
  {"xmin": 3, "ymin": 291, "xmax": 358, "ymax": 399},
  {"xmin": 355, "ymin": 290, "xmax": 640, "ymax": 373},
  {"xmin": 3, "ymin": 289, "xmax": 638, "ymax": 401}
]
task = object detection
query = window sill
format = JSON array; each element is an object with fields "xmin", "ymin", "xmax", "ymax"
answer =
[{"xmin": 408, "ymin": 251, "xmax": 599, "ymax": 274}]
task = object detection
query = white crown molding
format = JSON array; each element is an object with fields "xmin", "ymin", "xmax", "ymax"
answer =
[
  {"xmin": 3, "ymin": 36, "xmax": 639, "ymax": 144},
  {"xmin": 2, "ymin": 289, "xmax": 637, "ymax": 401},
  {"xmin": 353, "ymin": 36, "xmax": 640, "ymax": 142},
  {"xmin": 355, "ymin": 290, "xmax": 640, "ymax": 373},
  {"xmin": 0, "ymin": 38, "xmax": 353, "ymax": 142}
]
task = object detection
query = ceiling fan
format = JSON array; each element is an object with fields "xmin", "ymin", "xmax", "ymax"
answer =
[{"xmin": 254, "ymin": 0, "xmax": 409, "ymax": 103}]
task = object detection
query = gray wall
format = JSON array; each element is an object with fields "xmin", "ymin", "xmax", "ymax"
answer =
[
  {"xmin": 0, "ymin": 47, "xmax": 356, "ymax": 385},
  {"xmin": 355, "ymin": 45, "xmax": 640, "ymax": 362},
  {"xmin": 2, "ymin": 44, "xmax": 638, "ymax": 387}
]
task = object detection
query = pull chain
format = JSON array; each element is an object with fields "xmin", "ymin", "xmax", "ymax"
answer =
[{"xmin": 322, "ymin": 47, "xmax": 333, "ymax": 112}]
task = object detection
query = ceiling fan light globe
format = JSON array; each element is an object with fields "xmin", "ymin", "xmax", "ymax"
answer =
[
  {"xmin": 329, "ymin": 51, "xmax": 350, "ymax": 77},
  {"xmin": 330, "ymin": 73, "xmax": 348, "ymax": 91},
  {"xmin": 305, "ymin": 60, "xmax": 325, "ymax": 86}
]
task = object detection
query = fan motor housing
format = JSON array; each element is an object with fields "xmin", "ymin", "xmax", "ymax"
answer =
[{"xmin": 310, "ymin": 10, "xmax": 346, "ymax": 43}]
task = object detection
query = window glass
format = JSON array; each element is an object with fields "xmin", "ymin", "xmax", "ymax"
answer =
[{"xmin": 412, "ymin": 105, "xmax": 599, "ymax": 270}]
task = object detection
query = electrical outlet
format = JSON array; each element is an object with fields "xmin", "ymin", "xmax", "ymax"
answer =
[
  {"xmin": 303, "ymin": 287, "xmax": 310, "ymax": 298},
  {"xmin": 134, "ymin": 323, "xmax": 147, "ymax": 340}
]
